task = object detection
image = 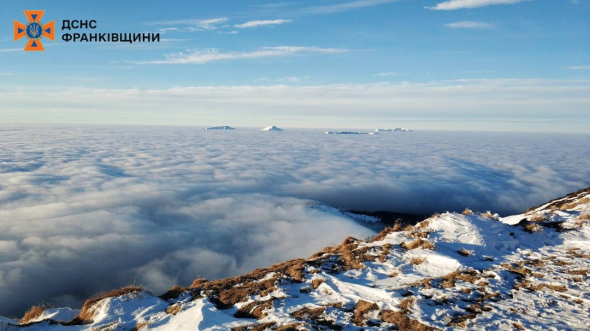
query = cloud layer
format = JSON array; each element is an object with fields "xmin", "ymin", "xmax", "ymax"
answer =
[
  {"xmin": 445, "ymin": 21, "xmax": 494, "ymax": 29},
  {"xmin": 146, "ymin": 18, "xmax": 229, "ymax": 30},
  {"xmin": 234, "ymin": 19, "xmax": 292, "ymax": 29},
  {"xmin": 0, "ymin": 125, "xmax": 589, "ymax": 316},
  {"xmin": 142, "ymin": 46, "xmax": 347, "ymax": 64}
]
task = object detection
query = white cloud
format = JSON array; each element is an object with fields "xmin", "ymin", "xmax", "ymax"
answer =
[
  {"xmin": 147, "ymin": 18, "xmax": 228, "ymax": 30},
  {"xmin": 142, "ymin": 46, "xmax": 348, "ymax": 64},
  {"xmin": 158, "ymin": 27, "xmax": 180, "ymax": 34},
  {"xmin": 445, "ymin": 21, "xmax": 495, "ymax": 29},
  {"xmin": 234, "ymin": 19, "xmax": 292, "ymax": 29},
  {"xmin": 373, "ymin": 71, "xmax": 403, "ymax": 76},
  {"xmin": 428, "ymin": 0, "xmax": 530, "ymax": 10},
  {"xmin": 298, "ymin": 0, "xmax": 403, "ymax": 14},
  {"xmin": 255, "ymin": 76, "xmax": 306, "ymax": 83},
  {"xmin": 0, "ymin": 48, "xmax": 21, "ymax": 53},
  {"xmin": 565, "ymin": 65, "xmax": 590, "ymax": 70},
  {"xmin": 277, "ymin": 76, "xmax": 301, "ymax": 82}
]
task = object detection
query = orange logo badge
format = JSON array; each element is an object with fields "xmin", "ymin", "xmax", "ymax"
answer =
[{"xmin": 14, "ymin": 10, "xmax": 55, "ymax": 51}]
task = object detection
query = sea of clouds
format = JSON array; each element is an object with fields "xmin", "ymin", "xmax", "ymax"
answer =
[{"xmin": 0, "ymin": 125, "xmax": 589, "ymax": 316}]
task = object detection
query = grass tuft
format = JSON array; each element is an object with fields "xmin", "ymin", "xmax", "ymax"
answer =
[
  {"xmin": 19, "ymin": 306, "xmax": 45, "ymax": 325},
  {"xmin": 410, "ymin": 257, "xmax": 427, "ymax": 265},
  {"xmin": 462, "ymin": 208, "xmax": 473, "ymax": 215}
]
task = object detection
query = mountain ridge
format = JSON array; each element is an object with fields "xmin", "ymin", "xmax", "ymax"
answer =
[{"xmin": 3, "ymin": 187, "xmax": 590, "ymax": 330}]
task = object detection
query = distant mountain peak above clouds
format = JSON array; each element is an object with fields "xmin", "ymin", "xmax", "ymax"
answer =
[
  {"xmin": 262, "ymin": 126, "xmax": 284, "ymax": 131},
  {"xmin": 3, "ymin": 187, "xmax": 590, "ymax": 330}
]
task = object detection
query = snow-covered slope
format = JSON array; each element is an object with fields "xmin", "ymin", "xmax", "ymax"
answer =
[{"xmin": 3, "ymin": 188, "xmax": 590, "ymax": 330}]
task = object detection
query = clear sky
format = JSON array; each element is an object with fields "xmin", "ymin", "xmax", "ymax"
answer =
[{"xmin": 0, "ymin": 0, "xmax": 589, "ymax": 131}]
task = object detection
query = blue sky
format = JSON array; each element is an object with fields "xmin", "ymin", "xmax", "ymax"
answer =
[{"xmin": 0, "ymin": 0, "xmax": 589, "ymax": 131}]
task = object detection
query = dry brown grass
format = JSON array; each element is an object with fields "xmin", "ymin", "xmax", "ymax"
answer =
[
  {"xmin": 165, "ymin": 304, "xmax": 182, "ymax": 315},
  {"xmin": 564, "ymin": 197, "xmax": 590, "ymax": 210},
  {"xmin": 19, "ymin": 306, "xmax": 45, "ymax": 324},
  {"xmin": 321, "ymin": 302, "xmax": 344, "ymax": 309},
  {"xmin": 311, "ymin": 279, "xmax": 324, "ymax": 289},
  {"xmin": 380, "ymin": 310, "xmax": 438, "ymax": 331},
  {"xmin": 232, "ymin": 322, "xmax": 277, "ymax": 331},
  {"xmin": 439, "ymin": 270, "xmax": 480, "ymax": 289},
  {"xmin": 399, "ymin": 297, "xmax": 415, "ymax": 312},
  {"xmin": 131, "ymin": 321, "xmax": 149, "ymax": 331},
  {"xmin": 160, "ymin": 285, "xmax": 188, "ymax": 301},
  {"xmin": 448, "ymin": 313, "xmax": 478, "ymax": 327},
  {"xmin": 502, "ymin": 263, "xmax": 531, "ymax": 277},
  {"xmin": 569, "ymin": 250, "xmax": 590, "ymax": 258},
  {"xmin": 514, "ymin": 280, "xmax": 567, "ymax": 292},
  {"xmin": 462, "ymin": 208, "xmax": 473, "ymax": 215},
  {"xmin": 529, "ymin": 213, "xmax": 546, "ymax": 222},
  {"xmin": 457, "ymin": 248, "xmax": 471, "ymax": 257},
  {"xmin": 291, "ymin": 306, "xmax": 325, "ymax": 321},
  {"xmin": 465, "ymin": 304, "xmax": 482, "ymax": 314},
  {"xmin": 401, "ymin": 239, "xmax": 435, "ymax": 250},
  {"xmin": 67, "ymin": 286, "xmax": 143, "ymax": 324},
  {"xmin": 275, "ymin": 323, "xmax": 303, "ymax": 331},
  {"xmin": 479, "ymin": 211, "xmax": 494, "ymax": 218},
  {"xmin": 546, "ymin": 284, "xmax": 568, "ymax": 292},
  {"xmin": 561, "ymin": 202, "xmax": 578, "ymax": 210},
  {"xmin": 234, "ymin": 300, "xmax": 274, "ymax": 319},
  {"xmin": 187, "ymin": 259, "xmax": 306, "ymax": 310},
  {"xmin": 524, "ymin": 259, "xmax": 544, "ymax": 267},
  {"xmin": 477, "ymin": 291, "xmax": 500, "ymax": 301},
  {"xmin": 370, "ymin": 225, "xmax": 402, "ymax": 242},
  {"xmin": 402, "ymin": 225, "xmax": 415, "ymax": 232},
  {"xmin": 409, "ymin": 278, "xmax": 432, "ymax": 289},
  {"xmin": 513, "ymin": 322, "xmax": 525, "ymax": 330},
  {"xmin": 392, "ymin": 222, "xmax": 404, "ymax": 231},
  {"xmin": 190, "ymin": 278, "xmax": 208, "ymax": 288},
  {"xmin": 416, "ymin": 219, "xmax": 432, "ymax": 229},
  {"xmin": 311, "ymin": 236, "xmax": 375, "ymax": 271},
  {"xmin": 352, "ymin": 300, "xmax": 378, "ymax": 326},
  {"xmin": 566, "ymin": 269, "xmax": 588, "ymax": 276},
  {"xmin": 407, "ymin": 231, "xmax": 429, "ymax": 239},
  {"xmin": 524, "ymin": 223, "xmax": 543, "ymax": 233},
  {"xmin": 579, "ymin": 213, "xmax": 590, "ymax": 221},
  {"xmin": 378, "ymin": 244, "xmax": 391, "ymax": 263},
  {"xmin": 410, "ymin": 257, "xmax": 427, "ymax": 265}
]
